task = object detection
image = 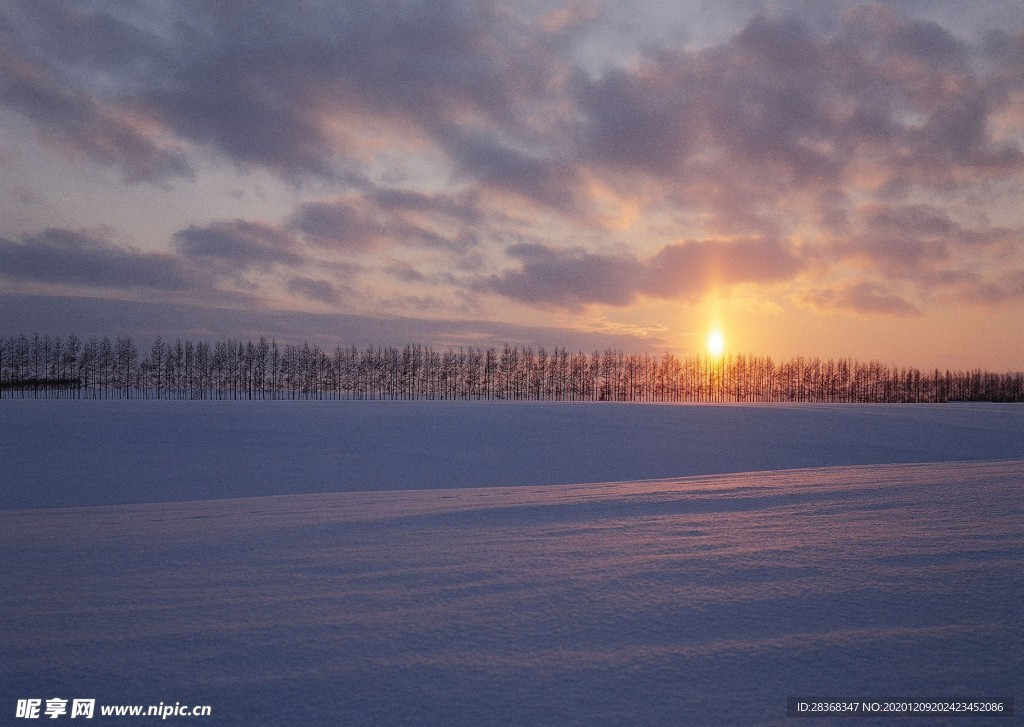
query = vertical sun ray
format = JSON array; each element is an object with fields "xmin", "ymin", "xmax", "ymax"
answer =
[{"xmin": 708, "ymin": 329, "xmax": 725, "ymax": 357}]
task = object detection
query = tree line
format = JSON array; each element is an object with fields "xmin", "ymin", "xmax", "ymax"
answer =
[{"xmin": 1, "ymin": 332, "xmax": 1022, "ymax": 403}]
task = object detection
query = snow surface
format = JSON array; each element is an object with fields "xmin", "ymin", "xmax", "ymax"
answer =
[
  {"xmin": 2, "ymin": 400, "xmax": 1023, "ymax": 508},
  {"xmin": 2, "ymin": 402, "xmax": 1022, "ymax": 725}
]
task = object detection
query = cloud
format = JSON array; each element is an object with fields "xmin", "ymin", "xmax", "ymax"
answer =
[
  {"xmin": 481, "ymin": 237, "xmax": 805, "ymax": 309},
  {"xmin": 1, "ymin": 0, "xmax": 1022, "ymax": 331},
  {"xmin": 174, "ymin": 220, "xmax": 302, "ymax": 272},
  {"xmin": 5, "ymin": 1, "xmax": 1022, "ymax": 212},
  {"xmin": 0, "ymin": 221, "xmax": 355, "ymax": 311},
  {"xmin": 576, "ymin": 15, "xmax": 841, "ymax": 190},
  {"xmin": 0, "ymin": 0, "xmax": 575, "ymax": 181},
  {"xmin": 287, "ymin": 276, "xmax": 342, "ymax": 305},
  {"xmin": 643, "ymin": 237, "xmax": 805, "ymax": 298},
  {"xmin": 834, "ymin": 203, "xmax": 955, "ymax": 266},
  {"xmin": 825, "ymin": 201, "xmax": 1024, "ymax": 306},
  {"xmin": 572, "ymin": 5, "xmax": 1024, "ymax": 235},
  {"xmin": 289, "ymin": 186, "xmax": 487, "ymax": 252},
  {"xmin": 386, "ymin": 261, "xmax": 428, "ymax": 284},
  {"xmin": 928, "ymin": 267, "xmax": 1024, "ymax": 305},
  {"xmin": 288, "ymin": 200, "xmax": 383, "ymax": 252},
  {"xmin": 0, "ymin": 228, "xmax": 198, "ymax": 291},
  {"xmin": 0, "ymin": 56, "xmax": 191, "ymax": 183},
  {"xmin": 367, "ymin": 186, "xmax": 485, "ymax": 225},
  {"xmin": 804, "ymin": 281, "xmax": 922, "ymax": 316},
  {"xmin": 483, "ymin": 243, "xmax": 644, "ymax": 308},
  {"xmin": 0, "ymin": 3, "xmax": 190, "ymax": 182},
  {"xmin": 440, "ymin": 131, "xmax": 585, "ymax": 213},
  {"xmin": 0, "ymin": 292, "xmax": 673, "ymax": 353}
]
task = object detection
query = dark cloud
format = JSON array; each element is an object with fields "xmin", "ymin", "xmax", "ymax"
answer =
[
  {"xmin": 835, "ymin": 203, "xmax": 955, "ymax": 266},
  {"xmin": 482, "ymin": 237, "xmax": 805, "ymax": 309},
  {"xmin": 289, "ymin": 186, "xmax": 486, "ymax": 252},
  {"xmin": 574, "ymin": 5, "xmax": 1024, "ymax": 230},
  {"xmin": 829, "ymin": 202, "xmax": 1022, "ymax": 294},
  {"xmin": 175, "ymin": 220, "xmax": 302, "ymax": 271},
  {"xmin": 287, "ymin": 277, "xmax": 341, "ymax": 305},
  {"xmin": 483, "ymin": 244, "xmax": 644, "ymax": 308},
  {"xmin": 0, "ymin": 56, "xmax": 191, "ymax": 183},
  {"xmin": 288, "ymin": 200, "xmax": 381, "ymax": 251},
  {"xmin": 576, "ymin": 64, "xmax": 695, "ymax": 177},
  {"xmin": 0, "ymin": 0, "xmax": 167, "ymax": 73},
  {"xmin": 0, "ymin": 2, "xmax": 190, "ymax": 182},
  {"xmin": 4, "ymin": 0, "xmax": 1022, "ymax": 212},
  {"xmin": 926, "ymin": 267, "xmax": 1024, "ymax": 305},
  {"xmin": 644, "ymin": 237, "xmax": 805, "ymax": 298},
  {"xmin": 0, "ymin": 223, "xmax": 348, "ymax": 311},
  {"xmin": 386, "ymin": 262, "xmax": 428, "ymax": 284},
  {"xmin": 576, "ymin": 15, "xmax": 844, "ymax": 195},
  {"xmin": 861, "ymin": 203, "xmax": 958, "ymax": 238},
  {"xmin": 440, "ymin": 131, "xmax": 584, "ymax": 212},
  {"xmin": 0, "ymin": 228, "xmax": 198, "ymax": 291},
  {"xmin": 805, "ymin": 282, "xmax": 922, "ymax": 316},
  {"xmin": 0, "ymin": 0, "xmax": 573, "ymax": 181},
  {"xmin": 0, "ymin": 292, "xmax": 671, "ymax": 353},
  {"xmin": 367, "ymin": 187, "xmax": 485, "ymax": 226}
]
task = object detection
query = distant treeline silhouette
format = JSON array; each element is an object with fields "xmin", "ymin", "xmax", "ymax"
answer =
[{"xmin": 2, "ymin": 332, "xmax": 1022, "ymax": 403}]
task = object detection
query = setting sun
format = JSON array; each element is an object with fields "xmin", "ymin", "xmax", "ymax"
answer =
[{"xmin": 708, "ymin": 329, "xmax": 725, "ymax": 357}]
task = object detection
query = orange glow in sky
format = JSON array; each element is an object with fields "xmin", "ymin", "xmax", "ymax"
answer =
[{"xmin": 708, "ymin": 329, "xmax": 725, "ymax": 357}]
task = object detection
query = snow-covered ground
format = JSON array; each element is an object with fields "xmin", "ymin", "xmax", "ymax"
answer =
[
  {"xmin": 2, "ymin": 400, "xmax": 1023, "ymax": 508},
  {"xmin": 2, "ymin": 402, "xmax": 1022, "ymax": 725}
]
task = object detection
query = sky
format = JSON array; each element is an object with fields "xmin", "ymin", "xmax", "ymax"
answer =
[{"xmin": 2, "ymin": 0, "xmax": 1024, "ymax": 371}]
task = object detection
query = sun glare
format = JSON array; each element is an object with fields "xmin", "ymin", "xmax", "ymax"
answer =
[{"xmin": 708, "ymin": 329, "xmax": 725, "ymax": 357}]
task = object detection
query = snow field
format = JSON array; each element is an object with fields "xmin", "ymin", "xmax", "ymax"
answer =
[
  {"xmin": 2, "ymin": 400, "xmax": 1023, "ymax": 509},
  {"xmin": 2, "ymin": 458, "xmax": 1022, "ymax": 725},
  {"xmin": 2, "ymin": 401, "xmax": 1022, "ymax": 724}
]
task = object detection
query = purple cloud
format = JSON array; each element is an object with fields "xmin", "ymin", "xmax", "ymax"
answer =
[
  {"xmin": 4, "ymin": 1, "xmax": 1022, "ymax": 209},
  {"xmin": 290, "ymin": 186, "xmax": 487, "ymax": 252},
  {"xmin": 0, "ymin": 2, "xmax": 190, "ymax": 182},
  {"xmin": 483, "ymin": 244, "xmax": 644, "ymax": 308},
  {"xmin": 0, "ymin": 0, "xmax": 573, "ymax": 182},
  {"xmin": 0, "ymin": 228, "xmax": 198, "ymax": 291},
  {"xmin": 287, "ymin": 276, "xmax": 342, "ymax": 305},
  {"xmin": 572, "ymin": 6, "xmax": 1024, "ymax": 235},
  {"xmin": 289, "ymin": 201, "xmax": 380, "ymax": 251},
  {"xmin": 0, "ymin": 60, "xmax": 191, "ymax": 183},
  {"xmin": 1, "ymin": 0, "xmax": 1022, "ymax": 331},
  {"xmin": 175, "ymin": 220, "xmax": 302, "ymax": 271},
  {"xmin": 482, "ymin": 237, "xmax": 805, "ymax": 309},
  {"xmin": 805, "ymin": 282, "xmax": 922, "ymax": 316},
  {"xmin": 644, "ymin": 238, "xmax": 805, "ymax": 298}
]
